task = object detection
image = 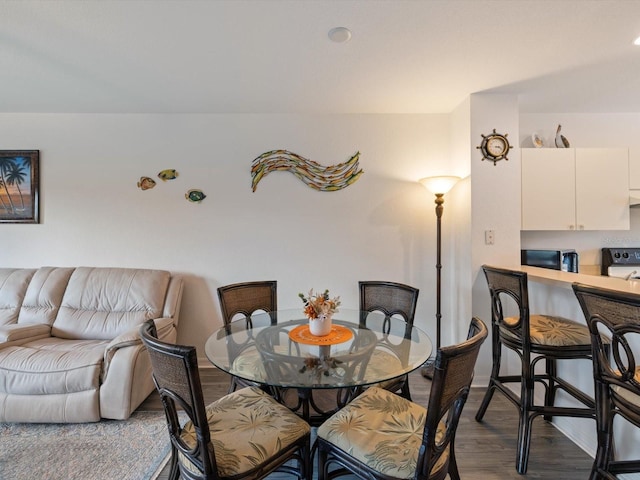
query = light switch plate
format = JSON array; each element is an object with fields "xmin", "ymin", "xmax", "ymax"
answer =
[{"xmin": 485, "ymin": 230, "xmax": 495, "ymax": 245}]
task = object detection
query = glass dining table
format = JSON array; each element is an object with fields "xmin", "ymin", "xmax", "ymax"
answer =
[{"xmin": 204, "ymin": 308, "xmax": 432, "ymax": 425}]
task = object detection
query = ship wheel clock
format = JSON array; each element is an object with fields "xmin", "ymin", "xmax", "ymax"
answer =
[{"xmin": 477, "ymin": 129, "xmax": 512, "ymax": 165}]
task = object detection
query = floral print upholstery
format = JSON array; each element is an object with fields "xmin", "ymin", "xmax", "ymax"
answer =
[
  {"xmin": 179, "ymin": 386, "xmax": 310, "ymax": 477},
  {"xmin": 502, "ymin": 314, "xmax": 592, "ymax": 347},
  {"xmin": 364, "ymin": 350, "xmax": 403, "ymax": 383},
  {"xmin": 613, "ymin": 366, "xmax": 640, "ymax": 408},
  {"xmin": 231, "ymin": 349, "xmax": 267, "ymax": 382},
  {"xmin": 317, "ymin": 386, "xmax": 447, "ymax": 479}
]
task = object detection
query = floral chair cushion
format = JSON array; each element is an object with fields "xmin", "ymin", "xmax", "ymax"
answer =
[
  {"xmin": 231, "ymin": 349, "xmax": 266, "ymax": 382},
  {"xmin": 317, "ymin": 386, "xmax": 447, "ymax": 479},
  {"xmin": 179, "ymin": 386, "xmax": 310, "ymax": 477},
  {"xmin": 364, "ymin": 349, "xmax": 403, "ymax": 384},
  {"xmin": 613, "ymin": 366, "xmax": 640, "ymax": 408},
  {"xmin": 502, "ymin": 314, "xmax": 593, "ymax": 347}
]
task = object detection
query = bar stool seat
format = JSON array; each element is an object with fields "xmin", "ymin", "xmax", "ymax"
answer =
[
  {"xmin": 502, "ymin": 314, "xmax": 592, "ymax": 346},
  {"xmin": 476, "ymin": 265, "xmax": 596, "ymax": 474}
]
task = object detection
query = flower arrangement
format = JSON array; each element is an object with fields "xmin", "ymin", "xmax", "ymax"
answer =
[{"xmin": 298, "ymin": 289, "xmax": 341, "ymax": 320}]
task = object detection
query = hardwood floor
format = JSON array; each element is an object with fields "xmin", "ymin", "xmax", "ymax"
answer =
[{"xmin": 139, "ymin": 368, "xmax": 594, "ymax": 479}]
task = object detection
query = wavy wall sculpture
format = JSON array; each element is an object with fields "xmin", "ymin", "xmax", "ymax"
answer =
[{"xmin": 251, "ymin": 150, "xmax": 363, "ymax": 192}]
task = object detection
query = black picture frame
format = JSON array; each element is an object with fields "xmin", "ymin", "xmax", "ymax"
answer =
[{"xmin": 0, "ymin": 150, "xmax": 39, "ymax": 224}]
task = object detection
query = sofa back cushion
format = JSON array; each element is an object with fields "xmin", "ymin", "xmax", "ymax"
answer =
[
  {"xmin": 0, "ymin": 269, "xmax": 36, "ymax": 325},
  {"xmin": 18, "ymin": 267, "xmax": 75, "ymax": 325},
  {"xmin": 53, "ymin": 267, "xmax": 171, "ymax": 340}
]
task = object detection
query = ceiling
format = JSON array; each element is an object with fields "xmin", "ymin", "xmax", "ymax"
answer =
[{"xmin": 2, "ymin": 0, "xmax": 640, "ymax": 115}]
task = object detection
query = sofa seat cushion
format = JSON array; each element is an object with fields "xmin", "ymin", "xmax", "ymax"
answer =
[{"xmin": 0, "ymin": 337, "xmax": 108, "ymax": 395}]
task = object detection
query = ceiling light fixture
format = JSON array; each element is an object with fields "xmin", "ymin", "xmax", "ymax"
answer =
[
  {"xmin": 634, "ymin": 35, "xmax": 640, "ymax": 46},
  {"xmin": 328, "ymin": 27, "xmax": 352, "ymax": 43}
]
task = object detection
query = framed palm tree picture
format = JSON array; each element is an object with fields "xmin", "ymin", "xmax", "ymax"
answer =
[{"xmin": 0, "ymin": 150, "xmax": 39, "ymax": 223}]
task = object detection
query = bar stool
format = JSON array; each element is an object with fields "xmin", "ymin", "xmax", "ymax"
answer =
[
  {"xmin": 476, "ymin": 265, "xmax": 596, "ymax": 474},
  {"xmin": 573, "ymin": 283, "xmax": 640, "ymax": 480}
]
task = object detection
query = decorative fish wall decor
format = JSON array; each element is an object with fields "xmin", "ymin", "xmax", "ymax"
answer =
[
  {"xmin": 251, "ymin": 150, "xmax": 363, "ymax": 192},
  {"xmin": 158, "ymin": 169, "xmax": 179, "ymax": 181},
  {"xmin": 137, "ymin": 176, "xmax": 156, "ymax": 191},
  {"xmin": 185, "ymin": 189, "xmax": 206, "ymax": 203}
]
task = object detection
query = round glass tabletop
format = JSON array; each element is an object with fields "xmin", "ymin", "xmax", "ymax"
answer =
[{"xmin": 204, "ymin": 308, "xmax": 432, "ymax": 389}]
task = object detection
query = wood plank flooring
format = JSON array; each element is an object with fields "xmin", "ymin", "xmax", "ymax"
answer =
[{"xmin": 139, "ymin": 368, "xmax": 593, "ymax": 479}]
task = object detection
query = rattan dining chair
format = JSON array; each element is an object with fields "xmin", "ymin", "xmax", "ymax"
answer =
[
  {"xmin": 358, "ymin": 280, "xmax": 419, "ymax": 400},
  {"xmin": 217, "ymin": 280, "xmax": 277, "ymax": 392},
  {"xmin": 316, "ymin": 317, "xmax": 487, "ymax": 480},
  {"xmin": 476, "ymin": 265, "xmax": 596, "ymax": 474},
  {"xmin": 140, "ymin": 320, "xmax": 311, "ymax": 480},
  {"xmin": 573, "ymin": 283, "xmax": 640, "ymax": 480}
]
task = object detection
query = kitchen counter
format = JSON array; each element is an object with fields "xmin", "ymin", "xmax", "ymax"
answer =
[{"xmin": 507, "ymin": 265, "xmax": 640, "ymax": 294}]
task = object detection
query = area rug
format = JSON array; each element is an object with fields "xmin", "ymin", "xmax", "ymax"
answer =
[{"xmin": 0, "ymin": 411, "xmax": 172, "ymax": 480}]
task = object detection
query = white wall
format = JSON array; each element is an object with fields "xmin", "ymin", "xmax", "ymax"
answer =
[
  {"xmin": 1, "ymin": 113, "xmax": 457, "ymax": 361},
  {"xmin": 448, "ymin": 97, "xmax": 472, "ymax": 351},
  {"xmin": 469, "ymin": 94, "xmax": 522, "ymax": 383}
]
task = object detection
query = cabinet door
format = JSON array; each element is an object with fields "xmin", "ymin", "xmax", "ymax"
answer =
[
  {"xmin": 575, "ymin": 148, "xmax": 629, "ymax": 230},
  {"xmin": 521, "ymin": 149, "xmax": 576, "ymax": 230}
]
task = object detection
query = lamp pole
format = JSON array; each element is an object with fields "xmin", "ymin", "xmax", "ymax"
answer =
[
  {"xmin": 418, "ymin": 176, "xmax": 460, "ymax": 379},
  {"xmin": 434, "ymin": 192, "xmax": 444, "ymax": 353}
]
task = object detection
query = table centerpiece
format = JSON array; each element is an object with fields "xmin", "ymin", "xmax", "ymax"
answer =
[{"xmin": 298, "ymin": 288, "xmax": 340, "ymax": 336}]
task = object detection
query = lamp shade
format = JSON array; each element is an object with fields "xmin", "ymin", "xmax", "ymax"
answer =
[{"xmin": 419, "ymin": 175, "xmax": 461, "ymax": 195}]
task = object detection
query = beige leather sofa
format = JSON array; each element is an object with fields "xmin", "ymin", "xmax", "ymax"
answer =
[{"xmin": 0, "ymin": 266, "xmax": 183, "ymax": 423}]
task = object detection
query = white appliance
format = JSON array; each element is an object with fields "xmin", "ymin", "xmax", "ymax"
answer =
[{"xmin": 601, "ymin": 247, "xmax": 640, "ymax": 279}]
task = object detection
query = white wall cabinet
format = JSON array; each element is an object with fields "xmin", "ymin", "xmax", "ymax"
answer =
[{"xmin": 521, "ymin": 148, "xmax": 630, "ymax": 231}]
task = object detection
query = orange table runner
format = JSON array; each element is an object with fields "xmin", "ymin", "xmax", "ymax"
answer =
[{"xmin": 288, "ymin": 324, "xmax": 354, "ymax": 345}]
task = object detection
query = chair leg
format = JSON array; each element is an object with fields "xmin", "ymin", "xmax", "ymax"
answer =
[
  {"xmin": 516, "ymin": 357, "xmax": 536, "ymax": 474},
  {"xmin": 475, "ymin": 381, "xmax": 497, "ymax": 422},
  {"xmin": 228, "ymin": 376, "xmax": 237, "ymax": 394},
  {"xmin": 592, "ymin": 382, "xmax": 615, "ymax": 480},
  {"xmin": 400, "ymin": 377, "xmax": 412, "ymax": 401},
  {"xmin": 168, "ymin": 444, "xmax": 180, "ymax": 480},
  {"xmin": 516, "ymin": 411, "xmax": 535, "ymax": 474},
  {"xmin": 317, "ymin": 443, "xmax": 328, "ymax": 480},
  {"xmin": 302, "ymin": 440, "xmax": 312, "ymax": 480},
  {"xmin": 476, "ymin": 331, "xmax": 502, "ymax": 422},
  {"xmin": 448, "ymin": 441, "xmax": 461, "ymax": 480},
  {"xmin": 543, "ymin": 357, "xmax": 557, "ymax": 422}
]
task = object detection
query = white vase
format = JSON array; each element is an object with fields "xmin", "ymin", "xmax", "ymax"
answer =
[{"xmin": 309, "ymin": 313, "xmax": 333, "ymax": 336}]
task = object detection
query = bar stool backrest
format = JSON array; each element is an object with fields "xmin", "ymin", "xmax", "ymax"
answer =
[
  {"xmin": 482, "ymin": 265, "xmax": 533, "ymax": 350},
  {"xmin": 572, "ymin": 282, "xmax": 640, "ymax": 479}
]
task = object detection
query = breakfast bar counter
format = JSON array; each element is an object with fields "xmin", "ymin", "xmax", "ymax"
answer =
[{"xmin": 519, "ymin": 265, "xmax": 640, "ymax": 293}]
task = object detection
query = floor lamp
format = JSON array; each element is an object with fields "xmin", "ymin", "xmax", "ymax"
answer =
[{"xmin": 419, "ymin": 175, "xmax": 460, "ymax": 379}]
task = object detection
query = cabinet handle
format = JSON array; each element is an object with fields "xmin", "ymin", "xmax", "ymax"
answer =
[
  {"xmin": 578, "ymin": 225, "xmax": 585, "ymax": 230},
  {"xmin": 570, "ymin": 225, "xmax": 575, "ymax": 230}
]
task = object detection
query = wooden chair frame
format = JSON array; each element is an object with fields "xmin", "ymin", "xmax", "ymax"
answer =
[
  {"xmin": 359, "ymin": 280, "xmax": 419, "ymax": 400},
  {"xmin": 217, "ymin": 280, "xmax": 277, "ymax": 392},
  {"xmin": 573, "ymin": 283, "xmax": 640, "ymax": 480},
  {"xmin": 140, "ymin": 320, "xmax": 310, "ymax": 480},
  {"xmin": 476, "ymin": 265, "xmax": 595, "ymax": 474},
  {"xmin": 316, "ymin": 317, "xmax": 487, "ymax": 480}
]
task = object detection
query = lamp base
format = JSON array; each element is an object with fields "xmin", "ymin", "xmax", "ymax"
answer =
[{"xmin": 421, "ymin": 357, "xmax": 435, "ymax": 380}]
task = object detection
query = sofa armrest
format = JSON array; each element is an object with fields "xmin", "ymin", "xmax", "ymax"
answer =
[
  {"xmin": 103, "ymin": 317, "xmax": 175, "ymax": 376},
  {"xmin": 0, "ymin": 323, "xmax": 50, "ymax": 345}
]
